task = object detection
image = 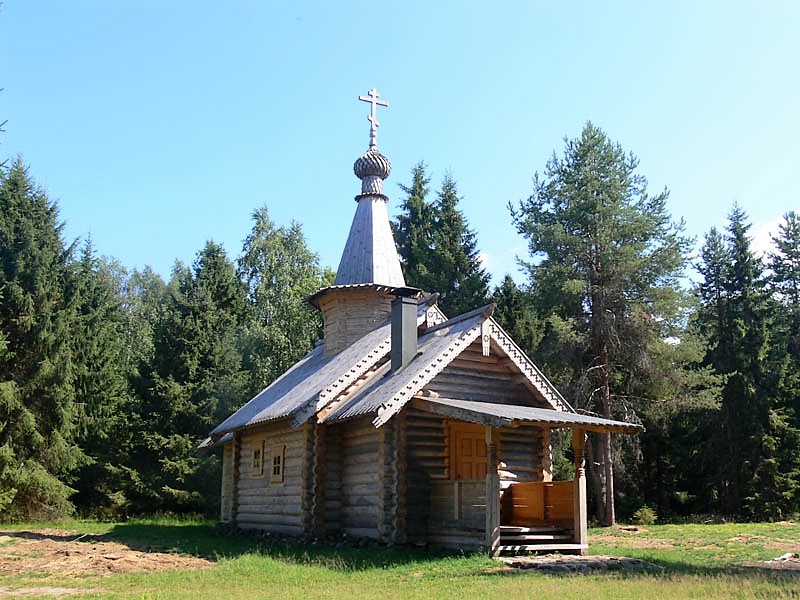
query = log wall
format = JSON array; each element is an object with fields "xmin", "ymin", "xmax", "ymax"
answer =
[
  {"xmin": 427, "ymin": 340, "xmax": 551, "ymax": 408},
  {"xmin": 234, "ymin": 420, "xmax": 306, "ymax": 535},
  {"xmin": 220, "ymin": 442, "xmax": 234, "ymax": 523},
  {"xmin": 498, "ymin": 424, "xmax": 545, "ymax": 488},
  {"xmin": 318, "ymin": 290, "xmax": 393, "ymax": 356},
  {"xmin": 403, "ymin": 406, "xmax": 448, "ymax": 543},
  {"xmin": 328, "ymin": 417, "xmax": 383, "ymax": 539}
]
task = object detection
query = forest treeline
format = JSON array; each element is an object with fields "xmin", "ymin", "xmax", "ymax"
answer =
[{"xmin": 1, "ymin": 122, "xmax": 798, "ymax": 524}]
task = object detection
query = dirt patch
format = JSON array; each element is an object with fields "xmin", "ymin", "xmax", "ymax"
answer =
[
  {"xmin": 590, "ymin": 531, "xmax": 678, "ymax": 549},
  {"xmin": 0, "ymin": 529, "xmax": 216, "ymax": 578},
  {"xmin": 741, "ymin": 553, "xmax": 800, "ymax": 575}
]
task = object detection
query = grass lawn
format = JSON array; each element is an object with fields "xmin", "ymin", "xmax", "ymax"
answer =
[{"xmin": 0, "ymin": 518, "xmax": 797, "ymax": 599}]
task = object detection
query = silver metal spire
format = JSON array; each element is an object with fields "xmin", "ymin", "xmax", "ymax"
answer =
[{"xmin": 358, "ymin": 88, "xmax": 388, "ymax": 149}]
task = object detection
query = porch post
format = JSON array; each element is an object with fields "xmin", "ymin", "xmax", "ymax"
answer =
[
  {"xmin": 485, "ymin": 426, "xmax": 500, "ymax": 555},
  {"xmin": 572, "ymin": 428, "xmax": 588, "ymax": 554},
  {"xmin": 539, "ymin": 428, "xmax": 553, "ymax": 482}
]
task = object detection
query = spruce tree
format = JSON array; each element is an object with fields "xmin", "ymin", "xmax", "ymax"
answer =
[
  {"xmin": 132, "ymin": 241, "xmax": 247, "ymax": 514},
  {"xmin": 491, "ymin": 275, "xmax": 542, "ymax": 357},
  {"xmin": 511, "ymin": 123, "xmax": 690, "ymax": 524},
  {"xmin": 429, "ymin": 174, "xmax": 491, "ymax": 316},
  {"xmin": 394, "ymin": 166, "xmax": 490, "ymax": 316},
  {"xmin": 0, "ymin": 159, "xmax": 83, "ymax": 519},
  {"xmin": 68, "ymin": 241, "xmax": 133, "ymax": 515},
  {"xmin": 394, "ymin": 161, "xmax": 436, "ymax": 291},
  {"xmin": 696, "ymin": 206, "xmax": 799, "ymax": 518}
]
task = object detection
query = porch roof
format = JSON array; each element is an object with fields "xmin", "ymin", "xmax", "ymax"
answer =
[{"xmin": 410, "ymin": 397, "xmax": 644, "ymax": 434}]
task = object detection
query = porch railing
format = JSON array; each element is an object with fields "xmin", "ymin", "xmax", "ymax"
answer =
[{"xmin": 503, "ymin": 481, "xmax": 575, "ymax": 527}]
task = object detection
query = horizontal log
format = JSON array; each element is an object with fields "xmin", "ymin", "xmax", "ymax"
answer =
[
  {"xmin": 404, "ymin": 419, "xmax": 445, "ymax": 430},
  {"xmin": 406, "ymin": 434, "xmax": 446, "ymax": 445},
  {"xmin": 342, "ymin": 486, "xmax": 378, "ymax": 506},
  {"xmin": 343, "ymin": 446, "xmax": 380, "ymax": 462},
  {"xmin": 343, "ymin": 451, "xmax": 383, "ymax": 467},
  {"xmin": 339, "ymin": 504, "xmax": 376, "ymax": 519},
  {"xmin": 238, "ymin": 522, "xmax": 303, "ymax": 535},
  {"xmin": 237, "ymin": 493, "xmax": 302, "ymax": 506},
  {"xmin": 427, "ymin": 531, "xmax": 485, "ymax": 548},
  {"xmin": 237, "ymin": 477, "xmax": 302, "ymax": 491},
  {"xmin": 237, "ymin": 506, "xmax": 303, "ymax": 519},
  {"xmin": 237, "ymin": 510, "xmax": 303, "ymax": 523},
  {"xmin": 341, "ymin": 527, "xmax": 379, "ymax": 539},
  {"xmin": 449, "ymin": 351, "xmax": 506, "ymax": 366},
  {"xmin": 342, "ymin": 473, "xmax": 379, "ymax": 488}
]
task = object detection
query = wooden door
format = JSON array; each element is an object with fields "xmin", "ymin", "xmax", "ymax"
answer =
[{"xmin": 449, "ymin": 421, "xmax": 488, "ymax": 480}]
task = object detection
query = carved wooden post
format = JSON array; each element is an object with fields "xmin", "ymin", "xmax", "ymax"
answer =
[
  {"xmin": 311, "ymin": 421, "xmax": 327, "ymax": 538},
  {"xmin": 485, "ymin": 426, "xmax": 500, "ymax": 555},
  {"xmin": 539, "ymin": 428, "xmax": 553, "ymax": 482},
  {"xmin": 572, "ymin": 428, "xmax": 588, "ymax": 554}
]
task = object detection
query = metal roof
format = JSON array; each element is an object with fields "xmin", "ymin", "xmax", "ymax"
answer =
[
  {"xmin": 411, "ymin": 397, "xmax": 644, "ymax": 434},
  {"xmin": 208, "ymin": 299, "xmax": 436, "ymax": 438},
  {"xmin": 322, "ymin": 306, "xmax": 496, "ymax": 423}
]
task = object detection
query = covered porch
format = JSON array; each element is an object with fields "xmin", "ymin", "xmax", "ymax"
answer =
[{"xmin": 408, "ymin": 397, "xmax": 642, "ymax": 555}]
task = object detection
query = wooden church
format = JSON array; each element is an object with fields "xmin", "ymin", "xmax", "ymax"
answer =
[{"xmin": 203, "ymin": 89, "xmax": 641, "ymax": 555}]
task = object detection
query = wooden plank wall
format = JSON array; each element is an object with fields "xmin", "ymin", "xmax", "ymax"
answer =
[
  {"xmin": 220, "ymin": 442, "xmax": 233, "ymax": 522},
  {"xmin": 235, "ymin": 421, "xmax": 306, "ymax": 535}
]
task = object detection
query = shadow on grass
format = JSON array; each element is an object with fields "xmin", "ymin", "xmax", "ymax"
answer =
[{"xmin": 96, "ymin": 522, "xmax": 476, "ymax": 572}]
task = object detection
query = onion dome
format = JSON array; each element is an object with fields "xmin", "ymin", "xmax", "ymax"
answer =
[{"xmin": 354, "ymin": 148, "xmax": 391, "ymax": 196}]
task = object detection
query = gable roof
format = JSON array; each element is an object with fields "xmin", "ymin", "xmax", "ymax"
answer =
[
  {"xmin": 207, "ymin": 296, "xmax": 442, "ymax": 439},
  {"xmin": 319, "ymin": 304, "xmax": 573, "ymax": 427}
]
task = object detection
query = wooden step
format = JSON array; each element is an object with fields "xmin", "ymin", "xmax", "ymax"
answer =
[
  {"xmin": 496, "ymin": 542, "xmax": 588, "ymax": 553},
  {"xmin": 500, "ymin": 525, "xmax": 566, "ymax": 534},
  {"xmin": 500, "ymin": 533, "xmax": 573, "ymax": 542}
]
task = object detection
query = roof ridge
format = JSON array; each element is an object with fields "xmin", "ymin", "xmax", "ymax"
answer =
[{"xmin": 421, "ymin": 303, "xmax": 495, "ymax": 336}]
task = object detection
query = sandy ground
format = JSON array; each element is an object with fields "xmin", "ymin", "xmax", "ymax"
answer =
[{"xmin": 0, "ymin": 528, "xmax": 216, "ymax": 578}]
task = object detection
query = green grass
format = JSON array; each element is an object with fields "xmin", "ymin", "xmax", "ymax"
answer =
[{"xmin": 1, "ymin": 519, "xmax": 798, "ymax": 599}]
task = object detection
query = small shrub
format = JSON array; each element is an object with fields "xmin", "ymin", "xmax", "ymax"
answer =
[{"xmin": 632, "ymin": 505, "xmax": 657, "ymax": 526}]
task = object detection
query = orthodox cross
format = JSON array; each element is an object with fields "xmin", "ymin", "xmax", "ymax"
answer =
[{"xmin": 359, "ymin": 88, "xmax": 388, "ymax": 149}]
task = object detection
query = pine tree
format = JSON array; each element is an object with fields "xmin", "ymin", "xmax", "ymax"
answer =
[
  {"xmin": 238, "ymin": 207, "xmax": 328, "ymax": 392},
  {"xmin": 0, "ymin": 159, "xmax": 83, "ymax": 519},
  {"xmin": 511, "ymin": 122, "xmax": 690, "ymax": 524}
]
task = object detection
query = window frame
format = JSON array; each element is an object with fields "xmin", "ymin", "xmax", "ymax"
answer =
[
  {"xmin": 270, "ymin": 443, "xmax": 286, "ymax": 484},
  {"xmin": 251, "ymin": 439, "xmax": 265, "ymax": 477}
]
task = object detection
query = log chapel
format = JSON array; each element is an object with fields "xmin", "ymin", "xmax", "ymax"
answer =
[{"xmin": 203, "ymin": 89, "xmax": 641, "ymax": 555}]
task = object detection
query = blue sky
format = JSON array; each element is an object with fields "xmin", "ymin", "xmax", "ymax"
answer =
[{"xmin": 1, "ymin": 1, "xmax": 797, "ymax": 284}]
